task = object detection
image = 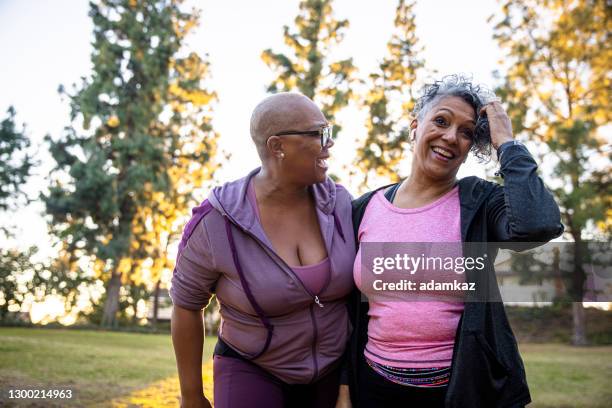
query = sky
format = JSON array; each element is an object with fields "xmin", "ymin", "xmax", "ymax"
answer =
[{"xmin": 0, "ymin": 0, "xmax": 504, "ymax": 258}]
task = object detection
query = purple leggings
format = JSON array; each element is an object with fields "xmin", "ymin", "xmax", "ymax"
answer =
[{"xmin": 213, "ymin": 355, "xmax": 340, "ymax": 408}]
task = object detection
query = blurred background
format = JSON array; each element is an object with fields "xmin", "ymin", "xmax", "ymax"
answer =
[{"xmin": 0, "ymin": 0, "xmax": 610, "ymax": 406}]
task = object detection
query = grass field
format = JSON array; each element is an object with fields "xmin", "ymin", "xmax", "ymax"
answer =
[
  {"xmin": 1, "ymin": 327, "xmax": 611, "ymax": 407},
  {"xmin": 0, "ymin": 328, "xmax": 215, "ymax": 407}
]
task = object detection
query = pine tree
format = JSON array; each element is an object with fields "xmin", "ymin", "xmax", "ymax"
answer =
[
  {"xmin": 354, "ymin": 0, "xmax": 424, "ymax": 188},
  {"xmin": 0, "ymin": 107, "xmax": 39, "ymax": 321},
  {"xmin": 43, "ymin": 0, "xmax": 218, "ymax": 328},
  {"xmin": 261, "ymin": 0, "xmax": 356, "ymax": 137},
  {"xmin": 0, "ymin": 107, "xmax": 34, "ymax": 213},
  {"xmin": 118, "ymin": 52, "xmax": 219, "ymax": 324},
  {"xmin": 492, "ymin": 0, "xmax": 611, "ymax": 345},
  {"xmin": 0, "ymin": 108, "xmax": 88, "ymax": 323}
]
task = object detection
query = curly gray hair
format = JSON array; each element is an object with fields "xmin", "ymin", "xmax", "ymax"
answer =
[{"xmin": 413, "ymin": 74, "xmax": 497, "ymax": 161}]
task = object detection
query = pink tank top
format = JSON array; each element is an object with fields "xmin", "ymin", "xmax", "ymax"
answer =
[
  {"xmin": 247, "ymin": 180, "xmax": 329, "ymax": 295},
  {"xmin": 354, "ymin": 187, "xmax": 465, "ymax": 368}
]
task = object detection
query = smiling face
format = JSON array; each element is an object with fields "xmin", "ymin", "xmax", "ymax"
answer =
[
  {"xmin": 411, "ymin": 96, "xmax": 476, "ymax": 182},
  {"xmin": 279, "ymin": 108, "xmax": 332, "ymax": 185},
  {"xmin": 251, "ymin": 93, "xmax": 333, "ymax": 185}
]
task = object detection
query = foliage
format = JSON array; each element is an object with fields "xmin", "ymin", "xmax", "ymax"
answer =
[
  {"xmin": 0, "ymin": 247, "xmax": 38, "ymax": 321},
  {"xmin": 506, "ymin": 304, "xmax": 612, "ymax": 345},
  {"xmin": 510, "ymin": 242, "xmax": 611, "ymax": 303},
  {"xmin": 0, "ymin": 106, "xmax": 35, "ymax": 213},
  {"xmin": 492, "ymin": 0, "xmax": 611, "ymax": 344},
  {"xmin": 261, "ymin": 0, "xmax": 357, "ymax": 137},
  {"xmin": 492, "ymin": 0, "xmax": 611, "ymax": 237},
  {"xmin": 43, "ymin": 0, "xmax": 218, "ymax": 327},
  {"xmin": 354, "ymin": 0, "xmax": 424, "ymax": 187},
  {"xmin": 0, "ymin": 247, "xmax": 91, "ymax": 322}
]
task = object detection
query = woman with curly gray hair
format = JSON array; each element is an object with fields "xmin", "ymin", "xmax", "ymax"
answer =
[{"xmin": 340, "ymin": 75, "xmax": 564, "ymax": 407}]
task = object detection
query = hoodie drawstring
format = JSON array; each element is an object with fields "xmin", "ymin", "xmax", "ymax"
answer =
[{"xmin": 224, "ymin": 216, "xmax": 274, "ymax": 360}]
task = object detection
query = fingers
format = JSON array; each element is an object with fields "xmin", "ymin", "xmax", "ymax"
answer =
[
  {"xmin": 479, "ymin": 100, "xmax": 505, "ymax": 116},
  {"xmin": 482, "ymin": 100, "xmax": 514, "ymax": 149}
]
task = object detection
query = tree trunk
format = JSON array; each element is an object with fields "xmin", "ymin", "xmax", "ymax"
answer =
[
  {"xmin": 571, "ymin": 234, "xmax": 588, "ymax": 346},
  {"xmin": 552, "ymin": 246, "xmax": 564, "ymax": 299},
  {"xmin": 572, "ymin": 302, "xmax": 587, "ymax": 346},
  {"xmin": 101, "ymin": 272, "xmax": 122, "ymax": 328},
  {"xmin": 131, "ymin": 306, "xmax": 139, "ymax": 325},
  {"xmin": 152, "ymin": 280, "xmax": 161, "ymax": 329}
]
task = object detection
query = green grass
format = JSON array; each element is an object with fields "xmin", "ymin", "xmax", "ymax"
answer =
[
  {"xmin": 0, "ymin": 327, "xmax": 215, "ymax": 406},
  {"xmin": 519, "ymin": 343, "xmax": 612, "ymax": 408},
  {"xmin": 0, "ymin": 327, "xmax": 610, "ymax": 407}
]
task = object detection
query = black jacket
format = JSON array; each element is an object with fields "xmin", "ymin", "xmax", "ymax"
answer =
[{"xmin": 347, "ymin": 143, "xmax": 564, "ymax": 408}]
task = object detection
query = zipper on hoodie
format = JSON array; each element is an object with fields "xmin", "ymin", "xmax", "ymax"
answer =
[
  {"xmin": 309, "ymin": 303, "xmax": 320, "ymax": 381},
  {"xmin": 308, "ymin": 217, "xmax": 339, "ymax": 381},
  {"xmin": 314, "ymin": 296, "xmax": 324, "ymax": 308}
]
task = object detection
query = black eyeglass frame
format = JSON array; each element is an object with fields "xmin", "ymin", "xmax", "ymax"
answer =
[{"xmin": 273, "ymin": 125, "xmax": 333, "ymax": 148}]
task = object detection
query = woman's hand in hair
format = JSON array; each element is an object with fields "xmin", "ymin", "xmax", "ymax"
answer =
[{"xmin": 480, "ymin": 101, "xmax": 514, "ymax": 151}]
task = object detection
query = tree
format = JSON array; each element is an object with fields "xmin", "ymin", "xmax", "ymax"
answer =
[
  {"xmin": 117, "ymin": 52, "xmax": 220, "ymax": 326},
  {"xmin": 0, "ymin": 106, "xmax": 35, "ymax": 213},
  {"xmin": 0, "ymin": 247, "xmax": 38, "ymax": 322},
  {"xmin": 354, "ymin": 0, "xmax": 424, "ymax": 187},
  {"xmin": 0, "ymin": 107, "xmax": 42, "ymax": 323},
  {"xmin": 0, "ymin": 247, "xmax": 91, "ymax": 323},
  {"xmin": 261, "ymin": 0, "xmax": 357, "ymax": 137},
  {"xmin": 44, "ymin": 0, "xmax": 218, "ymax": 328},
  {"xmin": 492, "ymin": 0, "xmax": 611, "ymax": 345}
]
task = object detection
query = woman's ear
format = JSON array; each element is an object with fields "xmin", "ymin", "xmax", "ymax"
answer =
[
  {"xmin": 267, "ymin": 136, "xmax": 285, "ymax": 159},
  {"xmin": 410, "ymin": 119, "xmax": 418, "ymax": 141}
]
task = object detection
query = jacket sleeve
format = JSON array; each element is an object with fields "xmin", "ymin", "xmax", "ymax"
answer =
[
  {"xmin": 486, "ymin": 143, "xmax": 564, "ymax": 243},
  {"xmin": 170, "ymin": 218, "xmax": 221, "ymax": 311}
]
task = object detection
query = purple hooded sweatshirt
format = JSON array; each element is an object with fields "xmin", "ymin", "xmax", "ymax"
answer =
[{"xmin": 170, "ymin": 168, "xmax": 356, "ymax": 384}]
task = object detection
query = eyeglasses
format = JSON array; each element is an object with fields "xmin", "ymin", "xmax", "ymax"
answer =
[{"xmin": 274, "ymin": 125, "xmax": 333, "ymax": 148}]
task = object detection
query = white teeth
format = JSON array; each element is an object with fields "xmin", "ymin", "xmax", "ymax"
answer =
[
  {"xmin": 432, "ymin": 147, "xmax": 454, "ymax": 159},
  {"xmin": 316, "ymin": 159, "xmax": 328, "ymax": 168}
]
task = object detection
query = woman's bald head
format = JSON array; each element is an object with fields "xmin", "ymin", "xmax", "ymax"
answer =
[{"xmin": 250, "ymin": 93, "xmax": 325, "ymax": 158}]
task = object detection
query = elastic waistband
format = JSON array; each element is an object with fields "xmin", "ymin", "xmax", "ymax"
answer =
[{"xmin": 366, "ymin": 356, "xmax": 451, "ymax": 388}]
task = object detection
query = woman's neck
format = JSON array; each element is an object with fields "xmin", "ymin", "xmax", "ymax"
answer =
[
  {"xmin": 397, "ymin": 172, "xmax": 457, "ymax": 208},
  {"xmin": 253, "ymin": 168, "xmax": 310, "ymax": 206}
]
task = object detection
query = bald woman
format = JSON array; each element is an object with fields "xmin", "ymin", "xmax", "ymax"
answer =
[{"xmin": 170, "ymin": 93, "xmax": 356, "ymax": 408}]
